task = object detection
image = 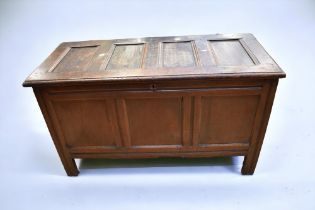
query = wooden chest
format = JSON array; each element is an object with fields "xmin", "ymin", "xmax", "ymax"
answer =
[{"xmin": 23, "ymin": 34, "xmax": 285, "ymax": 176}]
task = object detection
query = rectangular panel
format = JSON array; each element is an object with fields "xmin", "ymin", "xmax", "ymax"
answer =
[
  {"xmin": 24, "ymin": 34, "xmax": 286, "ymax": 88},
  {"xmin": 125, "ymin": 97, "xmax": 182, "ymax": 146},
  {"xmin": 199, "ymin": 95, "xmax": 259, "ymax": 144},
  {"xmin": 163, "ymin": 41, "xmax": 196, "ymax": 68},
  {"xmin": 209, "ymin": 40, "xmax": 254, "ymax": 66},
  {"xmin": 53, "ymin": 46, "xmax": 98, "ymax": 72},
  {"xmin": 52, "ymin": 99, "xmax": 119, "ymax": 147},
  {"xmin": 142, "ymin": 42, "xmax": 159, "ymax": 68},
  {"xmin": 106, "ymin": 44, "xmax": 144, "ymax": 70}
]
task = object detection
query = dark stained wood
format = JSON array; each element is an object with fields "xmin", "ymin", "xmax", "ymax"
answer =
[{"xmin": 23, "ymin": 34, "xmax": 285, "ymax": 176}]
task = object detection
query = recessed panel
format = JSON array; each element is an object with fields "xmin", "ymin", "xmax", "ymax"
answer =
[
  {"xmin": 210, "ymin": 40, "xmax": 254, "ymax": 66},
  {"xmin": 53, "ymin": 100, "xmax": 118, "ymax": 147},
  {"xmin": 199, "ymin": 95, "xmax": 259, "ymax": 144},
  {"xmin": 106, "ymin": 44, "xmax": 144, "ymax": 70},
  {"xmin": 53, "ymin": 46, "xmax": 98, "ymax": 72},
  {"xmin": 126, "ymin": 97, "xmax": 182, "ymax": 146},
  {"xmin": 163, "ymin": 42, "xmax": 196, "ymax": 68}
]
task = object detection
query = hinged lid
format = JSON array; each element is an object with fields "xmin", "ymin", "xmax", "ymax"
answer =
[{"xmin": 23, "ymin": 33, "xmax": 285, "ymax": 87}]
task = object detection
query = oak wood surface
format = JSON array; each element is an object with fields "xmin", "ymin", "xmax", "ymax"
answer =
[
  {"xmin": 23, "ymin": 33, "xmax": 285, "ymax": 87},
  {"xmin": 23, "ymin": 34, "xmax": 285, "ymax": 176}
]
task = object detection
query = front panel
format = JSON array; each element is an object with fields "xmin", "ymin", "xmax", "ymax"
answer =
[
  {"xmin": 125, "ymin": 97, "xmax": 182, "ymax": 146},
  {"xmin": 199, "ymin": 95, "xmax": 259, "ymax": 144},
  {"xmin": 52, "ymin": 99, "xmax": 119, "ymax": 147},
  {"xmin": 43, "ymin": 82, "xmax": 266, "ymax": 154}
]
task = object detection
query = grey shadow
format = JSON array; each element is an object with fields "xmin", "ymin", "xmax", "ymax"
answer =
[{"xmin": 78, "ymin": 156, "xmax": 243, "ymax": 175}]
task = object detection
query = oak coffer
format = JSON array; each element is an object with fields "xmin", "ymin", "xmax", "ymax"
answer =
[{"xmin": 23, "ymin": 34, "xmax": 285, "ymax": 176}]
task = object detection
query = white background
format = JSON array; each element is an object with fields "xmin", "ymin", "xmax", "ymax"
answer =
[{"xmin": 1, "ymin": 0, "xmax": 314, "ymax": 209}]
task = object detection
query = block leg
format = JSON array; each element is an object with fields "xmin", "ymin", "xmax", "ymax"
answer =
[
  {"xmin": 60, "ymin": 155, "xmax": 79, "ymax": 176},
  {"xmin": 241, "ymin": 80, "xmax": 279, "ymax": 175},
  {"xmin": 33, "ymin": 88, "xmax": 79, "ymax": 176},
  {"xmin": 241, "ymin": 155, "xmax": 257, "ymax": 175}
]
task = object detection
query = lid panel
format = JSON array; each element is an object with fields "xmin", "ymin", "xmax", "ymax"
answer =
[
  {"xmin": 210, "ymin": 39, "xmax": 254, "ymax": 66},
  {"xmin": 162, "ymin": 41, "xmax": 197, "ymax": 68},
  {"xmin": 23, "ymin": 34, "xmax": 285, "ymax": 87},
  {"xmin": 106, "ymin": 43, "xmax": 145, "ymax": 70},
  {"xmin": 142, "ymin": 42, "xmax": 159, "ymax": 68},
  {"xmin": 52, "ymin": 45, "xmax": 99, "ymax": 72}
]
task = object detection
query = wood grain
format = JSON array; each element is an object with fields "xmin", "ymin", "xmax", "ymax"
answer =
[
  {"xmin": 162, "ymin": 41, "xmax": 196, "ymax": 68},
  {"xmin": 210, "ymin": 40, "xmax": 254, "ymax": 66},
  {"xmin": 106, "ymin": 44, "xmax": 144, "ymax": 70},
  {"xmin": 23, "ymin": 34, "xmax": 285, "ymax": 87},
  {"xmin": 53, "ymin": 46, "xmax": 99, "ymax": 72},
  {"xmin": 23, "ymin": 34, "xmax": 285, "ymax": 176}
]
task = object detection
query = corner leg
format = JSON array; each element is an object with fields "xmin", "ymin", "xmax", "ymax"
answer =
[
  {"xmin": 241, "ymin": 155, "xmax": 257, "ymax": 175},
  {"xmin": 33, "ymin": 88, "xmax": 79, "ymax": 176},
  {"xmin": 60, "ymin": 155, "xmax": 79, "ymax": 176},
  {"xmin": 241, "ymin": 80, "xmax": 279, "ymax": 175}
]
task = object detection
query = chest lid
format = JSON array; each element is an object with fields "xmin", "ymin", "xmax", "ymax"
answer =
[{"xmin": 23, "ymin": 33, "xmax": 285, "ymax": 87}]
